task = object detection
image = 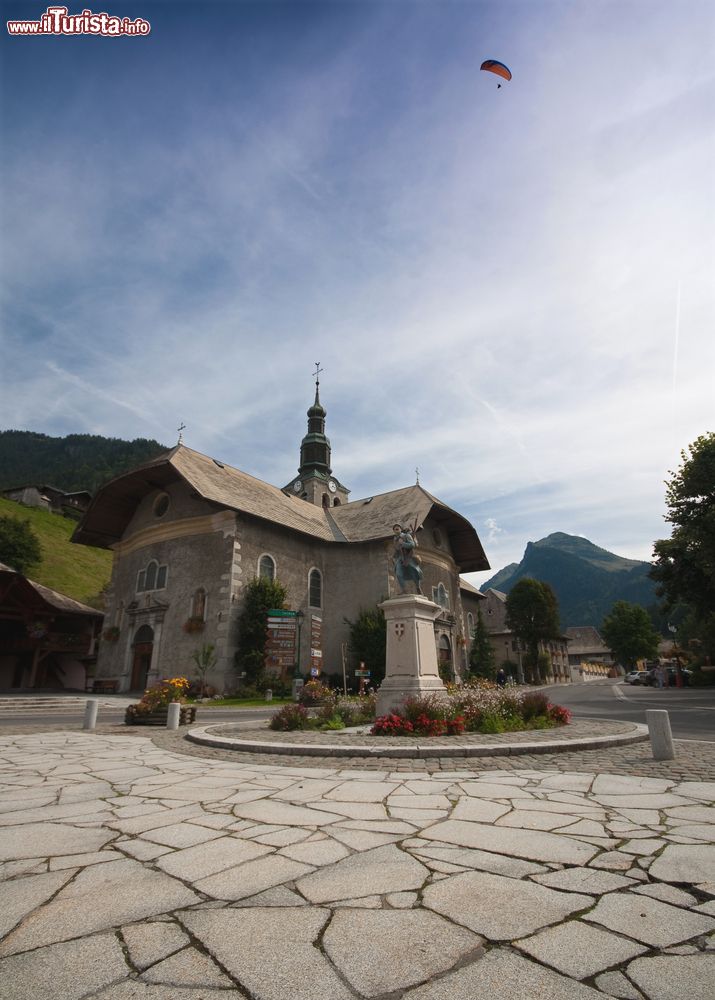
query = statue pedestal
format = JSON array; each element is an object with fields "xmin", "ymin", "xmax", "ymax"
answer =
[{"xmin": 376, "ymin": 595, "xmax": 446, "ymax": 717}]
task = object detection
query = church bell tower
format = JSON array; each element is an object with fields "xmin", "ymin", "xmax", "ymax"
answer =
[{"xmin": 283, "ymin": 365, "xmax": 350, "ymax": 508}]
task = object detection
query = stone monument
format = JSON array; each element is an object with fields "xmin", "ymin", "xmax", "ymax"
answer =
[{"xmin": 376, "ymin": 523, "xmax": 446, "ymax": 717}]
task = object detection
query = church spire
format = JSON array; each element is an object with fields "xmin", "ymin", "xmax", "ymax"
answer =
[
  {"xmin": 282, "ymin": 364, "xmax": 350, "ymax": 507},
  {"xmin": 300, "ymin": 362, "xmax": 331, "ymax": 476}
]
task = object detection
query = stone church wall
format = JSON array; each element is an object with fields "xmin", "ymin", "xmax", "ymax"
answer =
[{"xmin": 96, "ymin": 483, "xmax": 237, "ymax": 692}]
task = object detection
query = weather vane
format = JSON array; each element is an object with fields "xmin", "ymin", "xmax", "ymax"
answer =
[{"xmin": 177, "ymin": 422, "xmax": 186, "ymax": 444}]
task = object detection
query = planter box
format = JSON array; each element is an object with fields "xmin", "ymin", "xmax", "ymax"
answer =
[{"xmin": 125, "ymin": 706, "xmax": 197, "ymax": 727}]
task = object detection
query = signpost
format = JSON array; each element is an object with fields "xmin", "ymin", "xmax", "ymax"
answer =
[
  {"xmin": 265, "ymin": 609, "xmax": 298, "ymax": 678},
  {"xmin": 310, "ymin": 615, "xmax": 322, "ymax": 678}
]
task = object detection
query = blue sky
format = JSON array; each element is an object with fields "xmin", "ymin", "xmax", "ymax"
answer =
[{"xmin": 1, "ymin": 0, "xmax": 713, "ymax": 584}]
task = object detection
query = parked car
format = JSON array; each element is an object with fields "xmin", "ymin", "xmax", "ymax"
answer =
[
  {"xmin": 643, "ymin": 666, "xmax": 691, "ymax": 687},
  {"xmin": 624, "ymin": 670, "xmax": 643, "ymax": 684}
]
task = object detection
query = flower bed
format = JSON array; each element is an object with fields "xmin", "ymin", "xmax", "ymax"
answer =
[
  {"xmin": 371, "ymin": 681, "xmax": 571, "ymax": 737},
  {"xmin": 267, "ymin": 681, "xmax": 572, "ymax": 736},
  {"xmin": 125, "ymin": 676, "xmax": 195, "ymax": 726},
  {"xmin": 270, "ymin": 692, "xmax": 377, "ymax": 732}
]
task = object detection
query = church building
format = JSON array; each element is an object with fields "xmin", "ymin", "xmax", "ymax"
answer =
[{"xmin": 73, "ymin": 381, "xmax": 490, "ymax": 693}]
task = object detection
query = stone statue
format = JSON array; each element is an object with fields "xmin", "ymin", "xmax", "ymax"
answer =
[{"xmin": 392, "ymin": 523, "xmax": 424, "ymax": 596}]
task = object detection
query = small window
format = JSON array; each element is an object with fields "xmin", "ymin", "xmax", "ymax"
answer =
[
  {"xmin": 259, "ymin": 554, "xmax": 276, "ymax": 581},
  {"xmin": 153, "ymin": 493, "xmax": 170, "ymax": 518},
  {"xmin": 309, "ymin": 569, "xmax": 322, "ymax": 608},
  {"xmin": 467, "ymin": 612, "xmax": 474, "ymax": 639}
]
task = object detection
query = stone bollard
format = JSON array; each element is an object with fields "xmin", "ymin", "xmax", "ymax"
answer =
[
  {"xmin": 83, "ymin": 699, "xmax": 99, "ymax": 731},
  {"xmin": 166, "ymin": 702, "xmax": 181, "ymax": 730},
  {"xmin": 265, "ymin": 689, "xmax": 273, "ymax": 702},
  {"xmin": 646, "ymin": 709, "xmax": 675, "ymax": 760}
]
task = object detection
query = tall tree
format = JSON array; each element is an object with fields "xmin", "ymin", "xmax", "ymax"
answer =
[
  {"xmin": 505, "ymin": 578, "xmax": 560, "ymax": 682},
  {"xmin": 235, "ymin": 576, "xmax": 288, "ymax": 684},
  {"xmin": 0, "ymin": 516, "xmax": 42, "ymax": 575},
  {"xmin": 469, "ymin": 607, "xmax": 496, "ymax": 679},
  {"xmin": 601, "ymin": 600, "xmax": 660, "ymax": 669},
  {"xmin": 651, "ymin": 432, "xmax": 715, "ymax": 625},
  {"xmin": 347, "ymin": 607, "xmax": 386, "ymax": 685}
]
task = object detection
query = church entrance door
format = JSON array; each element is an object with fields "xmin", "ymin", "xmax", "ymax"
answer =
[
  {"xmin": 130, "ymin": 625, "xmax": 155, "ymax": 692},
  {"xmin": 131, "ymin": 644, "xmax": 153, "ymax": 691}
]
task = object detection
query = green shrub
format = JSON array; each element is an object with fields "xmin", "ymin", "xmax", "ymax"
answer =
[
  {"xmin": 520, "ymin": 692, "xmax": 550, "ymax": 721},
  {"xmin": 269, "ymin": 704, "xmax": 309, "ymax": 731}
]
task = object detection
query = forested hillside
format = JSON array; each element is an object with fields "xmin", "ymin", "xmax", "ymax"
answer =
[{"xmin": 0, "ymin": 430, "xmax": 167, "ymax": 494}]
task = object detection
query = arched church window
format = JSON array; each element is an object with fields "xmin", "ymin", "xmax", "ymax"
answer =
[
  {"xmin": 136, "ymin": 559, "xmax": 168, "ymax": 593},
  {"xmin": 192, "ymin": 587, "xmax": 207, "ymax": 621},
  {"xmin": 438, "ymin": 634, "xmax": 452, "ymax": 662},
  {"xmin": 433, "ymin": 583, "xmax": 450, "ymax": 609},
  {"xmin": 145, "ymin": 561, "xmax": 158, "ymax": 591},
  {"xmin": 333, "ymin": 498, "xmax": 341, "ymax": 506},
  {"xmin": 309, "ymin": 569, "xmax": 322, "ymax": 609},
  {"xmin": 258, "ymin": 554, "xmax": 276, "ymax": 581}
]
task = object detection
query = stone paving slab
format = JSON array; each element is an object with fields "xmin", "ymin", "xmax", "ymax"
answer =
[{"xmin": 1, "ymin": 729, "xmax": 714, "ymax": 1000}]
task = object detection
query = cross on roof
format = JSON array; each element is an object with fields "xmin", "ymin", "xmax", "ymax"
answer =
[
  {"xmin": 177, "ymin": 422, "xmax": 186, "ymax": 444},
  {"xmin": 313, "ymin": 362, "xmax": 324, "ymax": 388}
]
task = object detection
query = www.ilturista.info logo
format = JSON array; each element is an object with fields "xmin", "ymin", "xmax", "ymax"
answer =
[{"xmin": 7, "ymin": 6, "xmax": 151, "ymax": 35}]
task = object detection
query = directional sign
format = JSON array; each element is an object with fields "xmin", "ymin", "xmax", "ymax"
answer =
[{"xmin": 354, "ymin": 669, "xmax": 371, "ymax": 678}]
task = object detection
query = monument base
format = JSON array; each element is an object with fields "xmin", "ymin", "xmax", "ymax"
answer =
[{"xmin": 376, "ymin": 594, "xmax": 446, "ymax": 718}]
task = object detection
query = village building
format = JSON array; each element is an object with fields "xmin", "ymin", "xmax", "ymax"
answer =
[
  {"xmin": 564, "ymin": 626, "xmax": 615, "ymax": 671},
  {"xmin": 2, "ymin": 485, "xmax": 91, "ymax": 516},
  {"xmin": 480, "ymin": 587, "xmax": 572, "ymax": 683},
  {"xmin": 73, "ymin": 384, "xmax": 490, "ymax": 693},
  {"xmin": 0, "ymin": 562, "xmax": 102, "ymax": 691}
]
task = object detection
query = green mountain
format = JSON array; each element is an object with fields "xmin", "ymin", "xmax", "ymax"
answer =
[
  {"xmin": 481, "ymin": 532, "xmax": 657, "ymax": 629},
  {"xmin": 0, "ymin": 430, "xmax": 168, "ymax": 494}
]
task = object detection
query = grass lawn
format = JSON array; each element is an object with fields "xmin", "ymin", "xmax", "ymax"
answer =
[{"xmin": 0, "ymin": 497, "xmax": 111, "ymax": 606}]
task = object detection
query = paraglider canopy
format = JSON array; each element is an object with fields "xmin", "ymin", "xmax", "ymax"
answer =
[{"xmin": 480, "ymin": 60, "xmax": 512, "ymax": 86}]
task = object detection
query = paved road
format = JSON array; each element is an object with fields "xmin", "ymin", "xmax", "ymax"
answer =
[
  {"xmin": 550, "ymin": 680, "xmax": 715, "ymax": 742},
  {"xmin": 0, "ymin": 705, "xmax": 276, "ymax": 729}
]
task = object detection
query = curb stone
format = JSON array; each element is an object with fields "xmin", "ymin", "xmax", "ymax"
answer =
[{"xmin": 186, "ymin": 722, "xmax": 649, "ymax": 759}]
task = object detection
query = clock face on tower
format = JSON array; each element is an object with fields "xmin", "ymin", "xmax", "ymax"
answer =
[
  {"xmin": 293, "ymin": 480, "xmax": 303, "ymax": 493},
  {"xmin": 328, "ymin": 479, "xmax": 337, "ymax": 493}
]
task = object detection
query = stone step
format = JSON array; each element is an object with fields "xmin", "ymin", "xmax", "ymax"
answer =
[{"xmin": 0, "ymin": 695, "xmax": 134, "ymax": 711}]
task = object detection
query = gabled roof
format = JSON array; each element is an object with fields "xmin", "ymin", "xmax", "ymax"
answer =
[
  {"xmin": 73, "ymin": 445, "xmax": 489, "ymax": 571},
  {"xmin": 459, "ymin": 577, "xmax": 485, "ymax": 597},
  {"xmin": 564, "ymin": 626, "xmax": 609, "ymax": 651},
  {"xmin": 0, "ymin": 563, "xmax": 103, "ymax": 618}
]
